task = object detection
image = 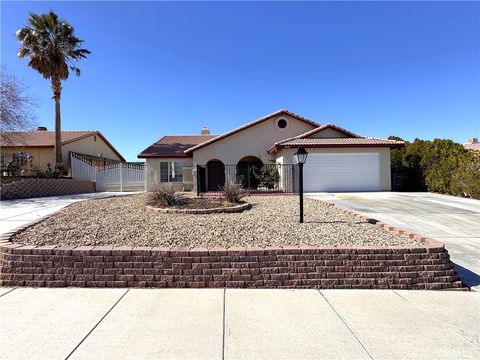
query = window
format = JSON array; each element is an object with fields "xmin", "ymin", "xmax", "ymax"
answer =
[
  {"xmin": 12, "ymin": 152, "xmax": 28, "ymax": 167},
  {"xmin": 275, "ymin": 118, "xmax": 289, "ymax": 131},
  {"xmin": 159, "ymin": 161, "xmax": 184, "ymax": 183},
  {"xmin": 0, "ymin": 152, "xmax": 5, "ymax": 166},
  {"xmin": 277, "ymin": 119, "xmax": 287, "ymax": 128}
]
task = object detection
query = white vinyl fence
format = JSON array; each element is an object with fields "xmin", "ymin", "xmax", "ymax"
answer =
[{"xmin": 71, "ymin": 153, "xmax": 145, "ymax": 192}]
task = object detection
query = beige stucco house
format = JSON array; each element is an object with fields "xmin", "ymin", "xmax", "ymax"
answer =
[
  {"xmin": 1, "ymin": 128, "xmax": 125, "ymax": 173},
  {"xmin": 138, "ymin": 109, "xmax": 403, "ymax": 193}
]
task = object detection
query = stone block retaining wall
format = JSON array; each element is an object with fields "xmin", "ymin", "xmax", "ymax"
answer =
[
  {"xmin": 0, "ymin": 178, "xmax": 95, "ymax": 200},
  {"xmin": 0, "ymin": 240, "xmax": 464, "ymax": 289}
]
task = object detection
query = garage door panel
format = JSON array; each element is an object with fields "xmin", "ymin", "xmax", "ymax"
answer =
[{"xmin": 303, "ymin": 153, "xmax": 380, "ymax": 192}]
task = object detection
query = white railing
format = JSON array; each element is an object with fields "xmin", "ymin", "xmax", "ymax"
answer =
[
  {"xmin": 71, "ymin": 153, "xmax": 96, "ymax": 181},
  {"xmin": 71, "ymin": 153, "xmax": 145, "ymax": 192}
]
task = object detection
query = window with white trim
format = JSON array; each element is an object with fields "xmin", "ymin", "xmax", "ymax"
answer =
[{"xmin": 159, "ymin": 161, "xmax": 184, "ymax": 183}]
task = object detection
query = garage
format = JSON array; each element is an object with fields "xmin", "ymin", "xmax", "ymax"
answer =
[{"xmin": 303, "ymin": 153, "xmax": 381, "ymax": 192}]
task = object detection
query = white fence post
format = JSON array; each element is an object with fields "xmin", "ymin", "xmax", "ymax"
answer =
[{"xmin": 119, "ymin": 162, "xmax": 123, "ymax": 192}]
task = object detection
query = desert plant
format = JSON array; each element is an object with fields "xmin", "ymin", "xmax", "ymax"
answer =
[
  {"xmin": 146, "ymin": 184, "xmax": 188, "ymax": 207},
  {"xmin": 220, "ymin": 179, "xmax": 247, "ymax": 203}
]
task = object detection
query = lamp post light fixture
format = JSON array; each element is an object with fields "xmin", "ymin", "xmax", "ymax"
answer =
[{"xmin": 294, "ymin": 146, "xmax": 308, "ymax": 223}]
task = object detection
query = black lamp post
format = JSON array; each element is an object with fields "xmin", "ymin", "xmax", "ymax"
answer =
[{"xmin": 294, "ymin": 146, "xmax": 308, "ymax": 223}]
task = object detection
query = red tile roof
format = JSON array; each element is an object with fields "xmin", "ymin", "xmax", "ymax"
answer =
[
  {"xmin": 184, "ymin": 109, "xmax": 320, "ymax": 154},
  {"xmin": 268, "ymin": 137, "xmax": 405, "ymax": 153},
  {"xmin": 138, "ymin": 135, "xmax": 218, "ymax": 158},
  {"xmin": 3, "ymin": 130, "xmax": 125, "ymax": 161}
]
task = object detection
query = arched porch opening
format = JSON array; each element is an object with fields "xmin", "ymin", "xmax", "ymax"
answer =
[
  {"xmin": 206, "ymin": 159, "xmax": 225, "ymax": 191},
  {"xmin": 236, "ymin": 156, "xmax": 263, "ymax": 189}
]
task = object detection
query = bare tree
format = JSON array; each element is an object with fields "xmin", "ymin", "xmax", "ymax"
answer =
[{"xmin": 0, "ymin": 67, "xmax": 37, "ymax": 145}]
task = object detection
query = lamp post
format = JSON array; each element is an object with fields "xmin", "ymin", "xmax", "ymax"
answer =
[{"xmin": 294, "ymin": 146, "xmax": 308, "ymax": 223}]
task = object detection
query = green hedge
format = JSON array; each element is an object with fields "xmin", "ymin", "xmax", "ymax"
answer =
[{"xmin": 389, "ymin": 136, "xmax": 480, "ymax": 199}]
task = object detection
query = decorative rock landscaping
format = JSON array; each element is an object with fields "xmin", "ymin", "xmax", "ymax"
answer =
[
  {"xmin": 11, "ymin": 195, "xmax": 417, "ymax": 248},
  {"xmin": 146, "ymin": 202, "xmax": 252, "ymax": 214}
]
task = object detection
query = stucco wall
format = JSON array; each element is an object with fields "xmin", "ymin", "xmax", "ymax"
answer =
[
  {"xmin": 1, "ymin": 147, "xmax": 53, "ymax": 171},
  {"xmin": 277, "ymin": 147, "xmax": 392, "ymax": 191},
  {"xmin": 62, "ymin": 135, "xmax": 123, "ymax": 163},
  {"xmin": 145, "ymin": 158, "xmax": 194, "ymax": 191},
  {"xmin": 192, "ymin": 114, "xmax": 316, "ymax": 165},
  {"xmin": 309, "ymin": 128, "xmax": 349, "ymax": 138}
]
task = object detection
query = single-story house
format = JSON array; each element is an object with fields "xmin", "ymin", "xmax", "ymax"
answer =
[
  {"xmin": 138, "ymin": 109, "xmax": 404, "ymax": 193},
  {"xmin": 1, "ymin": 127, "xmax": 125, "ymax": 173}
]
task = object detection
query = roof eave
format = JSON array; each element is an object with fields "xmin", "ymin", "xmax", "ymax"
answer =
[{"xmin": 272, "ymin": 143, "xmax": 404, "ymax": 152}]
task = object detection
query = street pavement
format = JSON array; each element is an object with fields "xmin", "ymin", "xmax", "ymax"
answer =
[
  {"xmin": 307, "ymin": 192, "xmax": 480, "ymax": 290},
  {"xmin": 0, "ymin": 288, "xmax": 479, "ymax": 360}
]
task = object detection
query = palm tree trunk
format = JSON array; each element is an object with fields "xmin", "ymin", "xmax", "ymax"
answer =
[{"xmin": 52, "ymin": 77, "xmax": 63, "ymax": 168}]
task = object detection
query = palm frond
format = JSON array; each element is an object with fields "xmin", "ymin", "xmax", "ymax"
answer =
[{"xmin": 16, "ymin": 11, "xmax": 90, "ymax": 81}]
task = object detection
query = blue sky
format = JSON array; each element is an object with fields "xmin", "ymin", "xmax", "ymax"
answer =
[{"xmin": 2, "ymin": 1, "xmax": 479, "ymax": 161}]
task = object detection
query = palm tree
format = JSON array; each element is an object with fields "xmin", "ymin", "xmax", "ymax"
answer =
[{"xmin": 16, "ymin": 11, "xmax": 90, "ymax": 169}]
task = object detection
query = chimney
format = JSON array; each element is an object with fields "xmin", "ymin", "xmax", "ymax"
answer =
[
  {"xmin": 201, "ymin": 126, "xmax": 210, "ymax": 135},
  {"xmin": 467, "ymin": 138, "xmax": 478, "ymax": 144},
  {"xmin": 37, "ymin": 126, "xmax": 47, "ymax": 131}
]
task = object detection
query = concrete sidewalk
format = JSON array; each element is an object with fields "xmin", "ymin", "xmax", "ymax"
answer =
[
  {"xmin": 0, "ymin": 192, "xmax": 138, "ymax": 236},
  {"xmin": 0, "ymin": 288, "xmax": 478, "ymax": 359}
]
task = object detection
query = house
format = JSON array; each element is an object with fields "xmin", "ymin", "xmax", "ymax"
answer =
[
  {"xmin": 1, "ymin": 127, "xmax": 125, "ymax": 173},
  {"xmin": 464, "ymin": 138, "xmax": 480, "ymax": 152},
  {"xmin": 138, "ymin": 109, "xmax": 404, "ymax": 193}
]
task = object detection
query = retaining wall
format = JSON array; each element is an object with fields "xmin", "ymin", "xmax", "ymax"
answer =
[
  {"xmin": 0, "ymin": 240, "xmax": 464, "ymax": 290},
  {"xmin": 0, "ymin": 178, "xmax": 95, "ymax": 200}
]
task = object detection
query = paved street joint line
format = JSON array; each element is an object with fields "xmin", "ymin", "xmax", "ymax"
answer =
[
  {"xmin": 318, "ymin": 290, "xmax": 375, "ymax": 360},
  {"xmin": 222, "ymin": 288, "xmax": 226, "ymax": 360},
  {"xmin": 64, "ymin": 289, "xmax": 130, "ymax": 360},
  {"xmin": 0, "ymin": 288, "xmax": 16, "ymax": 298},
  {"xmin": 392, "ymin": 290, "xmax": 480, "ymax": 351}
]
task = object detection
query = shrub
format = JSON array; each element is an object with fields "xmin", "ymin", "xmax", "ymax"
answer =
[
  {"xmin": 220, "ymin": 179, "xmax": 247, "ymax": 203},
  {"xmin": 146, "ymin": 184, "xmax": 188, "ymax": 207},
  {"xmin": 256, "ymin": 165, "xmax": 280, "ymax": 190},
  {"xmin": 451, "ymin": 152, "xmax": 480, "ymax": 199},
  {"xmin": 389, "ymin": 136, "xmax": 480, "ymax": 199}
]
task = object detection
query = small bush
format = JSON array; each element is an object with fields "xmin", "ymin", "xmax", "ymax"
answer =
[
  {"xmin": 255, "ymin": 165, "xmax": 280, "ymax": 189},
  {"xmin": 146, "ymin": 184, "xmax": 188, "ymax": 207},
  {"xmin": 220, "ymin": 179, "xmax": 247, "ymax": 203}
]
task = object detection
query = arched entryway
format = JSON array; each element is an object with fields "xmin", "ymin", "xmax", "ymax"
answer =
[
  {"xmin": 206, "ymin": 159, "xmax": 225, "ymax": 191},
  {"xmin": 236, "ymin": 156, "xmax": 263, "ymax": 189}
]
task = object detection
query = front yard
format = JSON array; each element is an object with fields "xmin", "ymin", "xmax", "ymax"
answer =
[{"xmin": 12, "ymin": 195, "xmax": 417, "ymax": 248}]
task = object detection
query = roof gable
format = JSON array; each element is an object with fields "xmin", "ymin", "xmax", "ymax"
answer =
[
  {"xmin": 138, "ymin": 135, "xmax": 218, "ymax": 158},
  {"xmin": 293, "ymin": 123, "xmax": 362, "ymax": 140},
  {"xmin": 267, "ymin": 123, "xmax": 404, "ymax": 153},
  {"xmin": 184, "ymin": 109, "xmax": 320, "ymax": 154},
  {"xmin": 2, "ymin": 130, "xmax": 125, "ymax": 161}
]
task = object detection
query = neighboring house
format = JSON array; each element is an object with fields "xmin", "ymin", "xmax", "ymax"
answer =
[
  {"xmin": 138, "ymin": 109, "xmax": 404, "ymax": 192},
  {"xmin": 464, "ymin": 138, "xmax": 480, "ymax": 152},
  {"xmin": 1, "ymin": 127, "xmax": 125, "ymax": 173}
]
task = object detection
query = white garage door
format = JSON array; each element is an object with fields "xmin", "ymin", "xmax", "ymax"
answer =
[{"xmin": 303, "ymin": 153, "xmax": 381, "ymax": 192}]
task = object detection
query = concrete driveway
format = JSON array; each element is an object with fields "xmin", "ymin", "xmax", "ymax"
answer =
[
  {"xmin": 0, "ymin": 288, "xmax": 478, "ymax": 359},
  {"xmin": 0, "ymin": 192, "xmax": 139, "ymax": 237},
  {"xmin": 307, "ymin": 192, "xmax": 480, "ymax": 290}
]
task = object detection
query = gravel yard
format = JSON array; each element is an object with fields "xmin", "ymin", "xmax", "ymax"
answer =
[{"xmin": 12, "ymin": 195, "xmax": 418, "ymax": 248}]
